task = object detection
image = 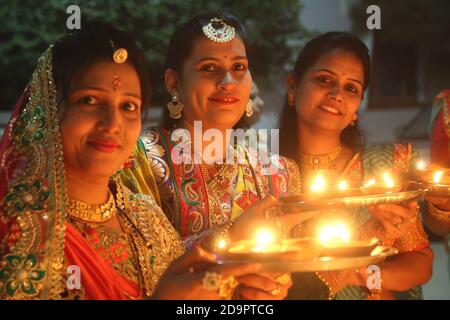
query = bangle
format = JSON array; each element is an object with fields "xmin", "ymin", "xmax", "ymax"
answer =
[{"xmin": 428, "ymin": 202, "xmax": 450, "ymax": 222}]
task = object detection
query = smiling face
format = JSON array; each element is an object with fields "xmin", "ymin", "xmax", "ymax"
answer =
[
  {"xmin": 289, "ymin": 49, "xmax": 365, "ymax": 135},
  {"xmin": 60, "ymin": 60, "xmax": 142, "ymax": 180},
  {"xmin": 165, "ymin": 36, "xmax": 252, "ymax": 130}
]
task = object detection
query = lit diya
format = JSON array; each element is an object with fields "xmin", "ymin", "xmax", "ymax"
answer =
[
  {"xmin": 223, "ymin": 229, "xmax": 323, "ymax": 262},
  {"xmin": 221, "ymin": 224, "xmax": 380, "ymax": 263},
  {"xmin": 411, "ymin": 161, "xmax": 450, "ymax": 196},
  {"xmin": 360, "ymin": 173, "xmax": 402, "ymax": 195},
  {"xmin": 318, "ymin": 223, "xmax": 379, "ymax": 257}
]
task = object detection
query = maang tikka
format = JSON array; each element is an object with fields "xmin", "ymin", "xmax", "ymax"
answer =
[{"xmin": 202, "ymin": 18, "xmax": 235, "ymax": 43}]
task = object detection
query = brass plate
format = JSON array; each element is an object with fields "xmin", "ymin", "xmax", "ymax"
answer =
[
  {"xmin": 281, "ymin": 182, "xmax": 427, "ymax": 211},
  {"xmin": 217, "ymin": 246, "xmax": 398, "ymax": 272}
]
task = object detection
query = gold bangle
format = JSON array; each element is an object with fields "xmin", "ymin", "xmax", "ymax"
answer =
[
  {"xmin": 219, "ymin": 276, "xmax": 239, "ymax": 300},
  {"xmin": 428, "ymin": 202, "xmax": 450, "ymax": 222}
]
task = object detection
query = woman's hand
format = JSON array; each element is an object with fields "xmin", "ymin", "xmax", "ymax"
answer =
[
  {"xmin": 368, "ymin": 201, "xmax": 418, "ymax": 240},
  {"xmin": 234, "ymin": 272, "xmax": 292, "ymax": 300},
  {"xmin": 151, "ymin": 245, "xmax": 261, "ymax": 300},
  {"xmin": 228, "ymin": 196, "xmax": 279, "ymax": 241},
  {"xmin": 229, "ymin": 196, "xmax": 316, "ymax": 240}
]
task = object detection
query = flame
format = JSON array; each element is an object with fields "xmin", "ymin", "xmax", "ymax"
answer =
[
  {"xmin": 217, "ymin": 239, "xmax": 226, "ymax": 249},
  {"xmin": 319, "ymin": 224, "xmax": 350, "ymax": 246},
  {"xmin": 255, "ymin": 229, "xmax": 274, "ymax": 246},
  {"xmin": 364, "ymin": 179, "xmax": 376, "ymax": 187},
  {"xmin": 310, "ymin": 173, "xmax": 326, "ymax": 192},
  {"xmin": 252, "ymin": 229, "xmax": 275, "ymax": 253},
  {"xmin": 416, "ymin": 161, "xmax": 426, "ymax": 171},
  {"xmin": 337, "ymin": 180, "xmax": 348, "ymax": 191},
  {"xmin": 383, "ymin": 172, "xmax": 394, "ymax": 188},
  {"xmin": 433, "ymin": 171, "xmax": 443, "ymax": 184}
]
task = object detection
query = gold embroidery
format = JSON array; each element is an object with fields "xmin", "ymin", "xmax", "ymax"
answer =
[{"xmin": 69, "ymin": 221, "xmax": 140, "ymax": 285}]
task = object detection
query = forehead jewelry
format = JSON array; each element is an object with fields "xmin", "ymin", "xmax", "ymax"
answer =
[
  {"xmin": 113, "ymin": 76, "xmax": 121, "ymax": 91},
  {"xmin": 202, "ymin": 18, "xmax": 235, "ymax": 43},
  {"xmin": 110, "ymin": 39, "xmax": 128, "ymax": 64}
]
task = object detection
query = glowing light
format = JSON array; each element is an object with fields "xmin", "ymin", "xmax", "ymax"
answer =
[
  {"xmin": 310, "ymin": 174, "xmax": 326, "ymax": 192},
  {"xmin": 337, "ymin": 180, "xmax": 348, "ymax": 191},
  {"xmin": 433, "ymin": 171, "xmax": 444, "ymax": 184},
  {"xmin": 319, "ymin": 224, "xmax": 350, "ymax": 246},
  {"xmin": 217, "ymin": 239, "xmax": 226, "ymax": 249},
  {"xmin": 383, "ymin": 172, "xmax": 394, "ymax": 188},
  {"xmin": 364, "ymin": 179, "xmax": 376, "ymax": 187},
  {"xmin": 252, "ymin": 229, "xmax": 275, "ymax": 253},
  {"xmin": 416, "ymin": 161, "xmax": 426, "ymax": 171}
]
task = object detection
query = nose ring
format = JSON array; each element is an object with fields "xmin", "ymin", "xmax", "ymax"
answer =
[{"xmin": 219, "ymin": 72, "xmax": 238, "ymax": 86}]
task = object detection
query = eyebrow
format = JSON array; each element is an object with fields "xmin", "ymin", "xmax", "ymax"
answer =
[
  {"xmin": 312, "ymin": 68, "xmax": 363, "ymax": 86},
  {"xmin": 72, "ymin": 86, "xmax": 142, "ymax": 99},
  {"xmin": 195, "ymin": 56, "xmax": 248, "ymax": 64}
]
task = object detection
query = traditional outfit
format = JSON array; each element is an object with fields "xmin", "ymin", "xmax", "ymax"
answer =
[
  {"xmin": 428, "ymin": 89, "xmax": 450, "ymax": 279},
  {"xmin": 429, "ymin": 90, "xmax": 450, "ymax": 167},
  {"xmin": 289, "ymin": 143, "xmax": 430, "ymax": 300},
  {"xmin": 123, "ymin": 126, "xmax": 299, "ymax": 249},
  {"xmin": 0, "ymin": 47, "xmax": 183, "ymax": 300}
]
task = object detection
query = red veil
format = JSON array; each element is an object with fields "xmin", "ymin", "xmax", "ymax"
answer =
[{"xmin": 0, "ymin": 46, "xmax": 142, "ymax": 299}]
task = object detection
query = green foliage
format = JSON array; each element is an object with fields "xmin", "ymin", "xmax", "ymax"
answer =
[{"xmin": 0, "ymin": 0, "xmax": 307, "ymax": 109}]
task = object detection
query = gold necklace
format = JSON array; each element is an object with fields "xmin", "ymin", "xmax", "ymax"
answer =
[
  {"xmin": 299, "ymin": 145, "xmax": 342, "ymax": 170},
  {"xmin": 66, "ymin": 191, "xmax": 117, "ymax": 224}
]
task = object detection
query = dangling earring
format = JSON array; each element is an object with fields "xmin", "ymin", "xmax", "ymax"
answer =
[
  {"xmin": 167, "ymin": 90, "xmax": 183, "ymax": 119},
  {"xmin": 123, "ymin": 152, "xmax": 136, "ymax": 169},
  {"xmin": 351, "ymin": 114, "xmax": 358, "ymax": 127},
  {"xmin": 287, "ymin": 92, "xmax": 295, "ymax": 107},
  {"xmin": 246, "ymin": 99, "xmax": 254, "ymax": 117}
]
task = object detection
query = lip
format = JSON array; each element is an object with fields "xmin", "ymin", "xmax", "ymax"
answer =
[
  {"xmin": 209, "ymin": 96, "xmax": 240, "ymax": 105},
  {"xmin": 318, "ymin": 103, "xmax": 343, "ymax": 116},
  {"xmin": 87, "ymin": 139, "xmax": 121, "ymax": 153}
]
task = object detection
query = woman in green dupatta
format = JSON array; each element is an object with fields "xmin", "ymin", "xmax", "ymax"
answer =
[{"xmin": 279, "ymin": 32, "xmax": 433, "ymax": 300}]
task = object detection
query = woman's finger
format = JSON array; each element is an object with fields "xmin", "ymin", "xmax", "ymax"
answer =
[
  {"xmin": 374, "ymin": 203, "xmax": 415, "ymax": 219},
  {"xmin": 210, "ymin": 263, "xmax": 262, "ymax": 279},
  {"xmin": 248, "ymin": 196, "xmax": 279, "ymax": 217},
  {"xmin": 167, "ymin": 245, "xmax": 217, "ymax": 275},
  {"xmin": 379, "ymin": 219, "xmax": 402, "ymax": 238},
  {"xmin": 369, "ymin": 206, "xmax": 403, "ymax": 225},
  {"xmin": 235, "ymin": 274, "xmax": 278, "ymax": 292},
  {"xmin": 237, "ymin": 284, "xmax": 283, "ymax": 300},
  {"xmin": 277, "ymin": 211, "xmax": 317, "ymax": 228}
]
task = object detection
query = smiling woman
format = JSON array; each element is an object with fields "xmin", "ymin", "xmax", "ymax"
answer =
[
  {"xmin": 0, "ymin": 22, "xmax": 263, "ymax": 300},
  {"xmin": 125, "ymin": 13, "xmax": 297, "ymax": 300},
  {"xmin": 60, "ymin": 60, "xmax": 142, "ymax": 197},
  {"xmin": 279, "ymin": 32, "xmax": 432, "ymax": 300}
]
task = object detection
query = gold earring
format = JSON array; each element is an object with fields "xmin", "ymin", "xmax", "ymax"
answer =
[
  {"xmin": 246, "ymin": 99, "xmax": 254, "ymax": 117},
  {"xmin": 167, "ymin": 91, "xmax": 184, "ymax": 119},
  {"xmin": 287, "ymin": 92, "xmax": 295, "ymax": 107},
  {"xmin": 351, "ymin": 114, "xmax": 358, "ymax": 127}
]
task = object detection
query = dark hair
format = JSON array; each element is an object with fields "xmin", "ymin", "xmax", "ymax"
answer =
[
  {"xmin": 52, "ymin": 21, "xmax": 151, "ymax": 119},
  {"xmin": 163, "ymin": 12, "xmax": 252, "ymax": 129},
  {"xmin": 279, "ymin": 32, "xmax": 371, "ymax": 160}
]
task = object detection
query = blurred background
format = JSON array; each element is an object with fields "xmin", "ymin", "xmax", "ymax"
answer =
[{"xmin": 0, "ymin": 0, "xmax": 449, "ymax": 299}]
